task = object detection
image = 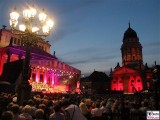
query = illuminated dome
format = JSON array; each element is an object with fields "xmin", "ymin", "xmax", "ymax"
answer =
[{"xmin": 123, "ymin": 23, "xmax": 138, "ymax": 40}]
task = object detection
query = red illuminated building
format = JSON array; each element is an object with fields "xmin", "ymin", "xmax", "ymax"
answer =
[
  {"xmin": 110, "ymin": 23, "xmax": 154, "ymax": 94},
  {"xmin": 0, "ymin": 26, "xmax": 81, "ymax": 93}
]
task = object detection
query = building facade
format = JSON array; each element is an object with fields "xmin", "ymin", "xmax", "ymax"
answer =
[
  {"xmin": 0, "ymin": 27, "xmax": 81, "ymax": 93},
  {"xmin": 110, "ymin": 24, "xmax": 154, "ymax": 94},
  {"xmin": 81, "ymin": 71, "xmax": 110, "ymax": 94}
]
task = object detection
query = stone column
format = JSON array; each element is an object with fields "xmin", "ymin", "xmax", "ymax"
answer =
[
  {"xmin": 44, "ymin": 70, "xmax": 47, "ymax": 84},
  {"xmin": 51, "ymin": 72, "xmax": 55, "ymax": 85},
  {"xmin": 36, "ymin": 68, "xmax": 40, "ymax": 82}
]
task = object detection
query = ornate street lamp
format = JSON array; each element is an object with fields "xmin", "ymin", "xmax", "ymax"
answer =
[{"xmin": 9, "ymin": 5, "xmax": 54, "ymax": 104}]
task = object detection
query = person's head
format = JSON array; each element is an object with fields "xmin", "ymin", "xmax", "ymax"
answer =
[
  {"xmin": 22, "ymin": 100, "xmax": 28, "ymax": 106},
  {"xmin": 42, "ymin": 99, "xmax": 48, "ymax": 105},
  {"xmin": 141, "ymin": 101, "xmax": 148, "ymax": 107},
  {"xmin": 1, "ymin": 111, "xmax": 14, "ymax": 120},
  {"xmin": 11, "ymin": 104, "xmax": 19, "ymax": 114},
  {"xmin": 101, "ymin": 101, "xmax": 106, "ymax": 107},
  {"xmin": 28, "ymin": 99, "xmax": 34, "ymax": 106},
  {"xmin": 62, "ymin": 100, "xmax": 70, "ymax": 108},
  {"xmin": 23, "ymin": 105, "xmax": 31, "ymax": 113},
  {"xmin": 12, "ymin": 97, "xmax": 17, "ymax": 103},
  {"xmin": 7, "ymin": 103, "xmax": 13, "ymax": 111},
  {"xmin": 81, "ymin": 98, "xmax": 85, "ymax": 103},
  {"xmin": 95, "ymin": 102, "xmax": 100, "ymax": 108},
  {"xmin": 38, "ymin": 104, "xmax": 46, "ymax": 111},
  {"xmin": 35, "ymin": 109, "xmax": 44, "ymax": 119},
  {"xmin": 54, "ymin": 103, "xmax": 61, "ymax": 112}
]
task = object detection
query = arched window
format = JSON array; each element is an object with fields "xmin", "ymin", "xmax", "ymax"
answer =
[
  {"xmin": 132, "ymin": 87, "xmax": 135, "ymax": 92},
  {"xmin": 138, "ymin": 87, "xmax": 140, "ymax": 92},
  {"xmin": 17, "ymin": 39, "xmax": 20, "ymax": 45},
  {"xmin": 13, "ymin": 38, "xmax": 17, "ymax": 44},
  {"xmin": 20, "ymin": 39, "xmax": 23, "ymax": 45},
  {"xmin": 119, "ymin": 80, "xmax": 122, "ymax": 83},
  {"xmin": 132, "ymin": 56, "xmax": 135, "ymax": 60},
  {"xmin": 21, "ymin": 39, "xmax": 24, "ymax": 46}
]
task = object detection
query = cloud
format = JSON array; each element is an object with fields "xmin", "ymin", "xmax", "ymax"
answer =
[
  {"xmin": 60, "ymin": 46, "xmax": 119, "ymax": 57},
  {"xmin": 64, "ymin": 59, "xmax": 90, "ymax": 65},
  {"xmin": 91, "ymin": 55, "xmax": 117, "ymax": 62},
  {"xmin": 57, "ymin": 46, "xmax": 120, "ymax": 66},
  {"xmin": 62, "ymin": 54, "xmax": 117, "ymax": 66},
  {"xmin": 57, "ymin": 46, "xmax": 121, "ymax": 76},
  {"xmin": 144, "ymin": 41, "xmax": 160, "ymax": 47},
  {"xmin": 60, "ymin": 47, "xmax": 96, "ymax": 56},
  {"xmin": 143, "ymin": 41, "xmax": 160, "ymax": 55}
]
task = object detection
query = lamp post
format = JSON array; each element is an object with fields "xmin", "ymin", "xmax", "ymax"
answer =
[{"xmin": 9, "ymin": 5, "xmax": 54, "ymax": 104}]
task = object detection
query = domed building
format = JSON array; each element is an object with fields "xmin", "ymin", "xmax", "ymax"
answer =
[
  {"xmin": 110, "ymin": 23, "xmax": 154, "ymax": 94},
  {"xmin": 121, "ymin": 23, "xmax": 143, "ymax": 68}
]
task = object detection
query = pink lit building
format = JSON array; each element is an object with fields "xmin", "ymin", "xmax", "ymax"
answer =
[{"xmin": 0, "ymin": 27, "xmax": 81, "ymax": 93}]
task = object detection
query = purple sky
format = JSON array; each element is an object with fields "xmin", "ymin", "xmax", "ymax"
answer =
[{"xmin": 0, "ymin": 0, "xmax": 159, "ymax": 76}]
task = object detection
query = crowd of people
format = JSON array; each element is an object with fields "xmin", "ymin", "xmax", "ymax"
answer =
[{"xmin": 0, "ymin": 92, "xmax": 158, "ymax": 120}]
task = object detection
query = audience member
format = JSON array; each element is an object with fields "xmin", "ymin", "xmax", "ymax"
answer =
[
  {"xmin": 35, "ymin": 109, "xmax": 45, "ymax": 120},
  {"xmin": 49, "ymin": 103, "xmax": 65, "ymax": 120}
]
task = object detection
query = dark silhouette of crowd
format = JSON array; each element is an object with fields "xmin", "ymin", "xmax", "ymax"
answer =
[{"xmin": 0, "ymin": 92, "xmax": 158, "ymax": 120}]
